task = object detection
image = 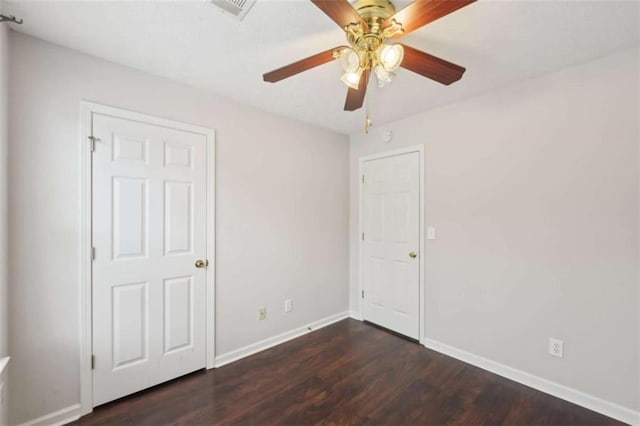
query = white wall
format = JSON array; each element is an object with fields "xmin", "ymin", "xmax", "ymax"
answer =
[
  {"xmin": 350, "ymin": 48, "xmax": 639, "ymax": 412},
  {"xmin": 8, "ymin": 32, "xmax": 349, "ymax": 424}
]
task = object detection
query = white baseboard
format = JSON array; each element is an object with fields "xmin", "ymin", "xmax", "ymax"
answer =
[
  {"xmin": 348, "ymin": 310, "xmax": 361, "ymax": 320},
  {"xmin": 423, "ymin": 338, "xmax": 640, "ymax": 426},
  {"xmin": 19, "ymin": 403, "xmax": 81, "ymax": 426},
  {"xmin": 214, "ymin": 311, "xmax": 349, "ymax": 368},
  {"xmin": 17, "ymin": 313, "xmax": 349, "ymax": 426},
  {"xmin": 21, "ymin": 322, "xmax": 635, "ymax": 426}
]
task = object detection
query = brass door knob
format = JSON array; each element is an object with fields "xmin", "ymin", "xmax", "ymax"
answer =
[
  {"xmin": 409, "ymin": 252, "xmax": 417, "ymax": 258},
  {"xmin": 195, "ymin": 259, "xmax": 208, "ymax": 268}
]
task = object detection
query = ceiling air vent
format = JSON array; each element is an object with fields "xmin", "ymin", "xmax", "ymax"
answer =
[{"xmin": 211, "ymin": 0, "xmax": 256, "ymax": 21}]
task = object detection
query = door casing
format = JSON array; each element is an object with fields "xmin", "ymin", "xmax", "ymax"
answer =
[
  {"xmin": 358, "ymin": 145, "xmax": 425, "ymax": 343},
  {"xmin": 79, "ymin": 101, "xmax": 216, "ymax": 415}
]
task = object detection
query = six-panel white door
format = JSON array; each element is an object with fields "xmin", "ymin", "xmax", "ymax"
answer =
[
  {"xmin": 362, "ymin": 151, "xmax": 420, "ymax": 339},
  {"xmin": 92, "ymin": 113, "xmax": 208, "ymax": 406}
]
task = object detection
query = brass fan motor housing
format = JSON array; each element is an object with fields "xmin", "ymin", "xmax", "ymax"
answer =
[
  {"xmin": 347, "ymin": 0, "xmax": 398, "ymax": 53},
  {"xmin": 353, "ymin": 0, "xmax": 396, "ymax": 21}
]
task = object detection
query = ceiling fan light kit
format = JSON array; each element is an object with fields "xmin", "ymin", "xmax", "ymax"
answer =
[
  {"xmin": 263, "ymin": 0, "xmax": 477, "ymax": 112},
  {"xmin": 335, "ymin": 41, "xmax": 405, "ymax": 89}
]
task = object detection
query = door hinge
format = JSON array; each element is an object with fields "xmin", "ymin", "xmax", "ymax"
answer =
[
  {"xmin": 88, "ymin": 135, "xmax": 100, "ymax": 152},
  {"xmin": 361, "ymin": 290, "xmax": 364, "ymax": 299},
  {"xmin": 362, "ymin": 232, "xmax": 364, "ymax": 241},
  {"xmin": 91, "ymin": 355, "xmax": 95, "ymax": 370},
  {"xmin": 91, "ymin": 247, "xmax": 95, "ymax": 261},
  {"xmin": 362, "ymin": 175, "xmax": 365, "ymax": 184}
]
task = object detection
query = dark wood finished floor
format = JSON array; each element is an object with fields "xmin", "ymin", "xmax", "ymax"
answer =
[{"xmin": 74, "ymin": 319, "xmax": 624, "ymax": 425}]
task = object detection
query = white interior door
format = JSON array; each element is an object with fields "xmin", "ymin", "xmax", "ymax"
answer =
[
  {"xmin": 92, "ymin": 113, "xmax": 208, "ymax": 406},
  {"xmin": 362, "ymin": 151, "xmax": 420, "ymax": 339}
]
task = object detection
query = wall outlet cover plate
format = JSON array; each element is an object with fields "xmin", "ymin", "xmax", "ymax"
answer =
[{"xmin": 549, "ymin": 337, "xmax": 564, "ymax": 358}]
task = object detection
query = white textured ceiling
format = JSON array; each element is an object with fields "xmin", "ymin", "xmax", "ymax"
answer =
[{"xmin": 4, "ymin": 0, "xmax": 639, "ymax": 134}]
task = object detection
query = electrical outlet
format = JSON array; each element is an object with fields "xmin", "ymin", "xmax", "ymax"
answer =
[
  {"xmin": 549, "ymin": 338, "xmax": 564, "ymax": 358},
  {"xmin": 258, "ymin": 307, "xmax": 266, "ymax": 320},
  {"xmin": 284, "ymin": 299, "xmax": 293, "ymax": 313}
]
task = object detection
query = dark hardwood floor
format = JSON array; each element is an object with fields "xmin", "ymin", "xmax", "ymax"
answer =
[{"xmin": 73, "ymin": 319, "xmax": 623, "ymax": 425}]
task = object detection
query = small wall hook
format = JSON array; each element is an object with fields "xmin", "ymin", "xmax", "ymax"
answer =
[{"xmin": 0, "ymin": 14, "xmax": 23, "ymax": 25}]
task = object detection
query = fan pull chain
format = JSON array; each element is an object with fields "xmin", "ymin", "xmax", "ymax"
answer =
[{"xmin": 364, "ymin": 85, "xmax": 373, "ymax": 134}]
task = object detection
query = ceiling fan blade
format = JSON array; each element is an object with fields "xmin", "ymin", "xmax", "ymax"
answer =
[
  {"xmin": 383, "ymin": 0, "xmax": 476, "ymax": 38},
  {"xmin": 344, "ymin": 69, "xmax": 370, "ymax": 111},
  {"xmin": 263, "ymin": 47, "xmax": 341, "ymax": 83},
  {"xmin": 311, "ymin": 0, "xmax": 367, "ymax": 30},
  {"xmin": 400, "ymin": 44, "xmax": 466, "ymax": 85}
]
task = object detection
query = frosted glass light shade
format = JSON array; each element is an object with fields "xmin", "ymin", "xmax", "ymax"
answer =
[
  {"xmin": 340, "ymin": 68, "xmax": 363, "ymax": 89},
  {"xmin": 338, "ymin": 47, "xmax": 361, "ymax": 73},
  {"xmin": 373, "ymin": 64, "xmax": 392, "ymax": 88},
  {"xmin": 378, "ymin": 44, "xmax": 404, "ymax": 72}
]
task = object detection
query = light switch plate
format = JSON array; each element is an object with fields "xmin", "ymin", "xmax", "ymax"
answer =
[
  {"xmin": 382, "ymin": 130, "xmax": 393, "ymax": 144},
  {"xmin": 427, "ymin": 227, "xmax": 436, "ymax": 240}
]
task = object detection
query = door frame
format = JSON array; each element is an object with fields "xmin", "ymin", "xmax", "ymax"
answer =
[
  {"xmin": 78, "ymin": 101, "xmax": 216, "ymax": 415},
  {"xmin": 358, "ymin": 145, "xmax": 425, "ymax": 343}
]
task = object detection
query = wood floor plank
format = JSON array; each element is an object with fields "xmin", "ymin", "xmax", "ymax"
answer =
[{"xmin": 73, "ymin": 319, "xmax": 624, "ymax": 426}]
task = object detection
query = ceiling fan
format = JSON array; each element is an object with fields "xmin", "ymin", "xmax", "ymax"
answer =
[{"xmin": 263, "ymin": 0, "xmax": 476, "ymax": 112}]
